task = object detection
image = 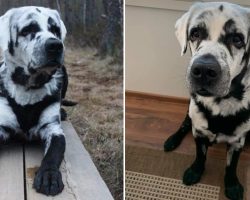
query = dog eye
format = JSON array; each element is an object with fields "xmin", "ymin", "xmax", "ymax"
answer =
[
  {"xmin": 190, "ymin": 28, "xmax": 201, "ymax": 42},
  {"xmin": 20, "ymin": 25, "xmax": 40, "ymax": 37},
  {"xmin": 232, "ymin": 34, "xmax": 244, "ymax": 48},
  {"xmin": 49, "ymin": 25, "xmax": 60, "ymax": 37}
]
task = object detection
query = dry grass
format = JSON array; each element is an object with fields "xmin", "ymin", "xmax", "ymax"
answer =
[{"xmin": 63, "ymin": 47, "xmax": 123, "ymax": 200}]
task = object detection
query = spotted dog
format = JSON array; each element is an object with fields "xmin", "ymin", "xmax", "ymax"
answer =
[
  {"xmin": 0, "ymin": 7, "xmax": 68, "ymax": 196},
  {"xmin": 163, "ymin": 2, "xmax": 250, "ymax": 199}
]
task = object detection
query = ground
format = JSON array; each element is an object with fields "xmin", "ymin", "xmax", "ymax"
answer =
[{"xmin": 63, "ymin": 46, "xmax": 123, "ymax": 200}]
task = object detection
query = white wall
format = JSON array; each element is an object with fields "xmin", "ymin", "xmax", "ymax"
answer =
[{"xmin": 125, "ymin": 0, "xmax": 250, "ymax": 98}]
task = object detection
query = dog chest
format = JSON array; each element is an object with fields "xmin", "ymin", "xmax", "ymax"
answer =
[
  {"xmin": 189, "ymin": 97, "xmax": 250, "ymax": 142},
  {"xmin": 7, "ymin": 94, "xmax": 60, "ymax": 132}
]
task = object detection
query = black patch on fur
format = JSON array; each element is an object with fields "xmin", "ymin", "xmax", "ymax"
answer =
[
  {"xmin": 26, "ymin": 13, "xmax": 35, "ymax": 20},
  {"xmin": 241, "ymin": 29, "xmax": 250, "ymax": 65},
  {"xmin": 36, "ymin": 8, "xmax": 41, "ymax": 13},
  {"xmin": 218, "ymin": 19, "xmax": 237, "ymax": 56},
  {"xmin": 189, "ymin": 23, "xmax": 208, "ymax": 49},
  {"xmin": 224, "ymin": 148, "xmax": 243, "ymax": 199},
  {"xmin": 48, "ymin": 17, "xmax": 61, "ymax": 39},
  {"xmin": 164, "ymin": 112, "xmax": 192, "ymax": 151},
  {"xmin": 8, "ymin": 39, "xmax": 14, "ymax": 56},
  {"xmin": 219, "ymin": 5, "xmax": 224, "ymax": 11},
  {"xmin": 196, "ymin": 11, "xmax": 213, "ymax": 20},
  {"xmin": 19, "ymin": 23, "xmax": 41, "ymax": 38},
  {"xmin": 183, "ymin": 137, "xmax": 209, "ymax": 185},
  {"xmin": 224, "ymin": 19, "xmax": 236, "ymax": 33},
  {"xmin": 33, "ymin": 134, "xmax": 65, "ymax": 195},
  {"xmin": 11, "ymin": 67, "xmax": 29, "ymax": 86},
  {"xmin": 38, "ymin": 115, "xmax": 60, "ymax": 133},
  {"xmin": 2, "ymin": 125, "xmax": 16, "ymax": 135},
  {"xmin": 7, "ymin": 94, "xmax": 60, "ymax": 132},
  {"xmin": 61, "ymin": 65, "xmax": 68, "ymax": 99},
  {"xmin": 194, "ymin": 96, "xmax": 250, "ymax": 135},
  {"xmin": 219, "ymin": 35, "xmax": 233, "ymax": 56},
  {"xmin": 15, "ymin": 27, "xmax": 19, "ymax": 47}
]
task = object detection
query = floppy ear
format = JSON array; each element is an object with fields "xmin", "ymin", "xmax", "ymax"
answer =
[
  {"xmin": 175, "ymin": 12, "xmax": 190, "ymax": 56},
  {"xmin": 0, "ymin": 9, "xmax": 13, "ymax": 51},
  {"xmin": 60, "ymin": 20, "xmax": 67, "ymax": 41}
]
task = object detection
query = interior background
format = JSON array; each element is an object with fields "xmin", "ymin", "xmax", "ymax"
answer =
[{"xmin": 125, "ymin": 0, "xmax": 250, "ymax": 98}]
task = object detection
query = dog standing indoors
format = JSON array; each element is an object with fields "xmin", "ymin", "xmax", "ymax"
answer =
[
  {"xmin": 164, "ymin": 2, "xmax": 250, "ymax": 200},
  {"xmin": 0, "ymin": 7, "xmax": 68, "ymax": 196}
]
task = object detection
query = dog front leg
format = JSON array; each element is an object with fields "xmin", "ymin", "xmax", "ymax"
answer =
[
  {"xmin": 224, "ymin": 145, "xmax": 243, "ymax": 200},
  {"xmin": 183, "ymin": 136, "xmax": 209, "ymax": 185},
  {"xmin": 33, "ymin": 134, "xmax": 65, "ymax": 196},
  {"xmin": 164, "ymin": 111, "xmax": 191, "ymax": 151}
]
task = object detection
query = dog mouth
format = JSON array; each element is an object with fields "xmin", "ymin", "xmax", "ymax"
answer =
[
  {"xmin": 196, "ymin": 88, "xmax": 213, "ymax": 96},
  {"xmin": 29, "ymin": 60, "xmax": 61, "ymax": 75},
  {"xmin": 26, "ymin": 61, "xmax": 62, "ymax": 89}
]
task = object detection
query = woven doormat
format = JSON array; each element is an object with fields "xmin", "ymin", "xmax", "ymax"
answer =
[
  {"xmin": 126, "ymin": 170, "xmax": 220, "ymax": 200},
  {"xmin": 125, "ymin": 145, "xmax": 248, "ymax": 200}
]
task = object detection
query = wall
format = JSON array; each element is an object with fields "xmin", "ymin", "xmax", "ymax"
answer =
[{"xmin": 125, "ymin": 0, "xmax": 250, "ymax": 98}]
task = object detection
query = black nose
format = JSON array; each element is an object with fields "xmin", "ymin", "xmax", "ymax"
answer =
[
  {"xmin": 45, "ymin": 38, "xmax": 63, "ymax": 56},
  {"xmin": 191, "ymin": 54, "xmax": 221, "ymax": 85}
]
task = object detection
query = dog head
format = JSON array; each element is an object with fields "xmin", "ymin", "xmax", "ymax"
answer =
[
  {"xmin": 176, "ymin": 2, "xmax": 250, "ymax": 97},
  {"xmin": 0, "ymin": 6, "xmax": 66, "ymax": 76}
]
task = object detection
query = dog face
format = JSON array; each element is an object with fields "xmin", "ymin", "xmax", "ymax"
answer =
[
  {"xmin": 0, "ymin": 6, "xmax": 66, "ymax": 74},
  {"xmin": 176, "ymin": 2, "xmax": 250, "ymax": 97}
]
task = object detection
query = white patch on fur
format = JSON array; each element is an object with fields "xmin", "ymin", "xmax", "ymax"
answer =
[
  {"xmin": 189, "ymin": 99, "xmax": 216, "ymax": 142},
  {"xmin": 0, "ymin": 97, "xmax": 19, "ymax": 139},
  {"xmin": 195, "ymin": 93, "xmax": 250, "ymax": 116},
  {"xmin": 226, "ymin": 146, "xmax": 234, "ymax": 166},
  {"xmin": 30, "ymin": 102, "xmax": 63, "ymax": 153}
]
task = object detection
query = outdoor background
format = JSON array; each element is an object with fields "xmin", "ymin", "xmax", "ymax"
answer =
[{"xmin": 0, "ymin": 1, "xmax": 123, "ymax": 199}]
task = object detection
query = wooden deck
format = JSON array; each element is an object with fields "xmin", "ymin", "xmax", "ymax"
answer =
[{"xmin": 1, "ymin": 121, "xmax": 114, "ymax": 200}]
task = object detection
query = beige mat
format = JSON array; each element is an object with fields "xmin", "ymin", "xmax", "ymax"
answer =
[{"xmin": 126, "ymin": 170, "xmax": 220, "ymax": 200}]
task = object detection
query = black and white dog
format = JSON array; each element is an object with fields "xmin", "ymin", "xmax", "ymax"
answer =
[
  {"xmin": 164, "ymin": 2, "xmax": 250, "ymax": 200},
  {"xmin": 0, "ymin": 7, "xmax": 69, "ymax": 196}
]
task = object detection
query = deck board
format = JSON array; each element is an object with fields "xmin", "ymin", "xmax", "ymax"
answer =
[
  {"xmin": 0, "ymin": 144, "xmax": 24, "ymax": 200},
  {"xmin": 62, "ymin": 122, "xmax": 114, "ymax": 200},
  {"xmin": 24, "ymin": 121, "xmax": 114, "ymax": 200}
]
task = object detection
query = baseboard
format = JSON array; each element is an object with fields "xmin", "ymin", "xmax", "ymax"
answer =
[{"xmin": 125, "ymin": 90, "xmax": 189, "ymax": 104}]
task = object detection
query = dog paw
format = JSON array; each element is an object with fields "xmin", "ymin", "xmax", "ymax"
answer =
[
  {"xmin": 225, "ymin": 182, "xmax": 244, "ymax": 200},
  {"xmin": 164, "ymin": 134, "xmax": 182, "ymax": 151},
  {"xmin": 183, "ymin": 167, "xmax": 203, "ymax": 185},
  {"xmin": 33, "ymin": 167, "xmax": 64, "ymax": 196}
]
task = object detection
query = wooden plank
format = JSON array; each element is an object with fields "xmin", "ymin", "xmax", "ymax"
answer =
[
  {"xmin": 125, "ymin": 92, "xmax": 250, "ymax": 162},
  {"xmin": 25, "ymin": 121, "xmax": 114, "ymax": 200},
  {"xmin": 61, "ymin": 122, "xmax": 114, "ymax": 200},
  {"xmin": 0, "ymin": 144, "xmax": 24, "ymax": 200},
  {"xmin": 126, "ymin": 90, "xmax": 190, "ymax": 104}
]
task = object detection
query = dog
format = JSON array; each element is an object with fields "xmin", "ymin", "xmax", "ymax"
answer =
[
  {"xmin": 0, "ymin": 6, "xmax": 69, "ymax": 196},
  {"xmin": 163, "ymin": 2, "xmax": 250, "ymax": 199}
]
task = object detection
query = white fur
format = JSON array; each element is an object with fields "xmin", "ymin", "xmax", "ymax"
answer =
[
  {"xmin": 30, "ymin": 102, "xmax": 63, "ymax": 152},
  {"xmin": 0, "ymin": 97, "xmax": 19, "ymax": 139}
]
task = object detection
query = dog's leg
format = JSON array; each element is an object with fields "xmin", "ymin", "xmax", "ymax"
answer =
[
  {"xmin": 183, "ymin": 137, "xmax": 209, "ymax": 185},
  {"xmin": 33, "ymin": 134, "xmax": 65, "ymax": 196},
  {"xmin": 164, "ymin": 111, "xmax": 191, "ymax": 151},
  {"xmin": 224, "ymin": 145, "xmax": 243, "ymax": 200},
  {"xmin": 33, "ymin": 103, "xmax": 66, "ymax": 196}
]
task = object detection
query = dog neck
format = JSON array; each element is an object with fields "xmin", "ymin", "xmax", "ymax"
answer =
[{"xmin": 0, "ymin": 61, "xmax": 62, "ymax": 106}]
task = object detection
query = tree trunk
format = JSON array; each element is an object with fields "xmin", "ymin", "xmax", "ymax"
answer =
[
  {"xmin": 99, "ymin": 0, "xmax": 122, "ymax": 58},
  {"xmin": 85, "ymin": 0, "xmax": 96, "ymax": 32}
]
